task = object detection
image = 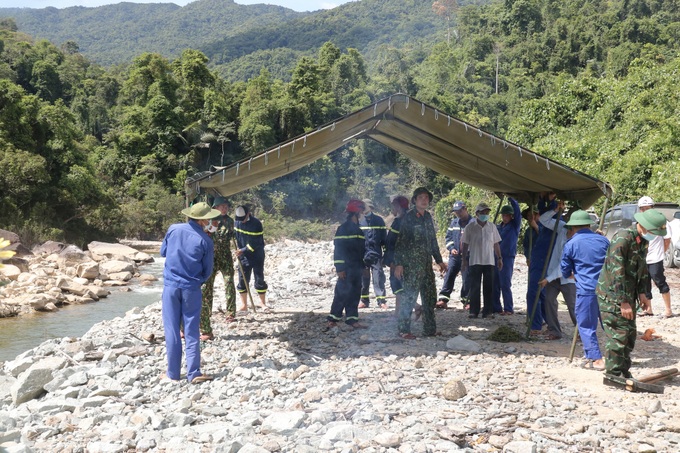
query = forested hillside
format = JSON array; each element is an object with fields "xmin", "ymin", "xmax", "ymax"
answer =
[{"xmin": 1, "ymin": 0, "xmax": 680, "ymax": 247}]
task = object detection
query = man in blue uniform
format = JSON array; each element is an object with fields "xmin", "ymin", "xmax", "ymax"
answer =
[
  {"xmin": 328, "ymin": 199, "xmax": 367, "ymax": 327},
  {"xmin": 437, "ymin": 200, "xmax": 472, "ymax": 309},
  {"xmin": 493, "ymin": 197, "xmax": 521, "ymax": 315},
  {"xmin": 160, "ymin": 202, "xmax": 219, "ymax": 384},
  {"xmin": 234, "ymin": 205, "xmax": 269, "ymax": 311},
  {"xmin": 359, "ymin": 199, "xmax": 387, "ymax": 308},
  {"xmin": 561, "ymin": 210, "xmax": 610, "ymax": 370}
]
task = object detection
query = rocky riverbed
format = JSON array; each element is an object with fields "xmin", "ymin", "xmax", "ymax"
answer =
[{"xmin": 2, "ymin": 239, "xmax": 680, "ymax": 452}]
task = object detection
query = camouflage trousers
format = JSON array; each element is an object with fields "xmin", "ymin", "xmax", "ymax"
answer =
[
  {"xmin": 600, "ymin": 307, "xmax": 636, "ymax": 378},
  {"xmin": 200, "ymin": 260, "xmax": 236, "ymax": 334},
  {"xmin": 398, "ymin": 263, "xmax": 437, "ymax": 336}
]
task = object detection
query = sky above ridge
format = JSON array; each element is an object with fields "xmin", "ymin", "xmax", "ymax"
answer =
[{"xmin": 2, "ymin": 0, "xmax": 355, "ymax": 11}]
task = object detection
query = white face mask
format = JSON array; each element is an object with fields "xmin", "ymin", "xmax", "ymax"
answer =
[{"xmin": 204, "ymin": 221, "xmax": 218, "ymax": 233}]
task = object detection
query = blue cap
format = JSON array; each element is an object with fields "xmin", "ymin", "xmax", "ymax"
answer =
[{"xmin": 452, "ymin": 201, "xmax": 466, "ymax": 211}]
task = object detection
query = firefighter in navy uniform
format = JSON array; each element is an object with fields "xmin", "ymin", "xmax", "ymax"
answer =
[
  {"xmin": 328, "ymin": 199, "xmax": 367, "ymax": 327},
  {"xmin": 234, "ymin": 205, "xmax": 269, "ymax": 311},
  {"xmin": 437, "ymin": 200, "xmax": 472, "ymax": 309},
  {"xmin": 359, "ymin": 199, "xmax": 388, "ymax": 308}
]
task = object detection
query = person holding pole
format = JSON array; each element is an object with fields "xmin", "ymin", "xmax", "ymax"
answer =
[
  {"xmin": 560, "ymin": 210, "xmax": 610, "ymax": 370},
  {"xmin": 234, "ymin": 205, "xmax": 269, "ymax": 311}
]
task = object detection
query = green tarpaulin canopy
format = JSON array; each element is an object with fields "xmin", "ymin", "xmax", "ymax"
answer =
[{"xmin": 188, "ymin": 94, "xmax": 612, "ymax": 206}]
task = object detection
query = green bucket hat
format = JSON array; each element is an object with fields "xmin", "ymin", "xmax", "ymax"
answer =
[
  {"xmin": 181, "ymin": 202, "xmax": 221, "ymax": 220},
  {"xmin": 212, "ymin": 196, "xmax": 230, "ymax": 208},
  {"xmin": 634, "ymin": 209, "xmax": 667, "ymax": 236},
  {"xmin": 565, "ymin": 210, "xmax": 593, "ymax": 227}
]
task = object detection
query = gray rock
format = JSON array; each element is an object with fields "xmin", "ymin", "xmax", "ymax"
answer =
[
  {"xmin": 260, "ymin": 410, "xmax": 306, "ymax": 435},
  {"xmin": 441, "ymin": 379, "xmax": 467, "ymax": 401},
  {"xmin": 11, "ymin": 356, "xmax": 68, "ymax": 405},
  {"xmin": 446, "ymin": 335, "xmax": 482, "ymax": 353},
  {"xmin": 503, "ymin": 440, "xmax": 537, "ymax": 453}
]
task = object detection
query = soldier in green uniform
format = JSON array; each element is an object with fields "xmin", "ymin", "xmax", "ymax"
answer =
[
  {"xmin": 596, "ymin": 208, "xmax": 667, "ymax": 378},
  {"xmin": 394, "ymin": 187, "xmax": 447, "ymax": 339},
  {"xmin": 199, "ymin": 196, "xmax": 237, "ymax": 340}
]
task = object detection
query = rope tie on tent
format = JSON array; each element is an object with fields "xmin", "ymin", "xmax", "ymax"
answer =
[
  {"xmin": 447, "ymin": 115, "xmax": 451, "ymax": 126},
  {"xmin": 491, "ymin": 136, "xmax": 496, "ymax": 146},
  {"xmin": 478, "ymin": 128, "xmax": 483, "ymax": 137},
  {"xmin": 405, "ymin": 97, "xmax": 409, "ymax": 109},
  {"xmin": 292, "ymin": 140, "xmax": 295, "ymax": 153},
  {"xmin": 373, "ymin": 104, "xmax": 378, "ymax": 116},
  {"xmin": 248, "ymin": 157, "xmax": 253, "ymax": 170},
  {"xmin": 546, "ymin": 159, "xmax": 550, "ymax": 170},
  {"xmin": 464, "ymin": 124, "xmax": 468, "ymax": 132},
  {"xmin": 503, "ymin": 140, "xmax": 508, "ymax": 149},
  {"xmin": 534, "ymin": 153, "xmax": 538, "ymax": 162},
  {"xmin": 277, "ymin": 145, "xmax": 281, "ymax": 158},
  {"xmin": 518, "ymin": 147, "xmax": 523, "ymax": 157},
  {"xmin": 236, "ymin": 162, "xmax": 240, "ymax": 176},
  {"xmin": 303, "ymin": 135, "xmax": 307, "ymax": 147},
  {"xmin": 421, "ymin": 103, "xmax": 425, "ymax": 116},
  {"xmin": 222, "ymin": 169, "xmax": 225, "ymax": 181},
  {"xmin": 265, "ymin": 151, "xmax": 268, "ymax": 165},
  {"xmin": 331, "ymin": 122, "xmax": 335, "ymax": 131},
  {"xmin": 434, "ymin": 109, "xmax": 439, "ymax": 120}
]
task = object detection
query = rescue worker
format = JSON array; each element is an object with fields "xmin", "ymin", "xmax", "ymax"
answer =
[
  {"xmin": 234, "ymin": 205, "xmax": 269, "ymax": 311},
  {"xmin": 561, "ymin": 210, "xmax": 610, "ymax": 370},
  {"xmin": 328, "ymin": 199, "xmax": 367, "ymax": 327},
  {"xmin": 384, "ymin": 195, "xmax": 413, "ymax": 316},
  {"xmin": 394, "ymin": 187, "xmax": 447, "ymax": 339},
  {"xmin": 199, "ymin": 196, "xmax": 237, "ymax": 342},
  {"xmin": 637, "ymin": 196, "xmax": 674, "ymax": 318},
  {"xmin": 437, "ymin": 200, "xmax": 472, "ymax": 309},
  {"xmin": 493, "ymin": 197, "xmax": 521, "ymax": 315},
  {"xmin": 359, "ymin": 199, "xmax": 387, "ymax": 308},
  {"xmin": 526, "ymin": 193, "xmax": 558, "ymax": 333},
  {"xmin": 160, "ymin": 202, "xmax": 219, "ymax": 383},
  {"xmin": 596, "ymin": 208, "xmax": 666, "ymax": 378},
  {"xmin": 461, "ymin": 202, "xmax": 503, "ymax": 318}
]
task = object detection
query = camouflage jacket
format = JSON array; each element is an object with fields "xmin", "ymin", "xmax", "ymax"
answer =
[
  {"xmin": 596, "ymin": 227, "xmax": 650, "ymax": 311},
  {"xmin": 212, "ymin": 215, "xmax": 234, "ymax": 267},
  {"xmin": 394, "ymin": 208, "xmax": 443, "ymax": 269}
]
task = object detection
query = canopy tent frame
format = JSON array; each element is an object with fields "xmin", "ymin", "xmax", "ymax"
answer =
[{"xmin": 187, "ymin": 94, "xmax": 612, "ymax": 208}]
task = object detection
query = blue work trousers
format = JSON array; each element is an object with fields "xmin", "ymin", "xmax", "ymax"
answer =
[
  {"xmin": 438, "ymin": 253, "xmax": 469, "ymax": 302},
  {"xmin": 576, "ymin": 292, "xmax": 602, "ymax": 360},
  {"xmin": 329, "ymin": 267, "xmax": 362, "ymax": 325},
  {"xmin": 162, "ymin": 285, "xmax": 203, "ymax": 382},
  {"xmin": 493, "ymin": 255, "xmax": 515, "ymax": 313},
  {"xmin": 526, "ymin": 263, "xmax": 546, "ymax": 330}
]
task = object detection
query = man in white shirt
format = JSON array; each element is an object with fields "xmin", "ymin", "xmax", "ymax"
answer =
[
  {"xmin": 638, "ymin": 196, "xmax": 674, "ymax": 318},
  {"xmin": 461, "ymin": 202, "xmax": 503, "ymax": 319}
]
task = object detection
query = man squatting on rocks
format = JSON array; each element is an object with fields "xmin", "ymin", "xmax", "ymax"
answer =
[
  {"xmin": 199, "ymin": 196, "xmax": 237, "ymax": 342},
  {"xmin": 359, "ymin": 198, "xmax": 387, "ymax": 309},
  {"xmin": 328, "ymin": 199, "xmax": 367, "ymax": 327},
  {"xmin": 160, "ymin": 202, "xmax": 219, "ymax": 383},
  {"xmin": 461, "ymin": 202, "xmax": 502, "ymax": 319},
  {"xmin": 597, "ymin": 208, "xmax": 667, "ymax": 378},
  {"xmin": 493, "ymin": 197, "xmax": 521, "ymax": 315},
  {"xmin": 637, "ymin": 196, "xmax": 674, "ymax": 318},
  {"xmin": 394, "ymin": 187, "xmax": 447, "ymax": 339},
  {"xmin": 561, "ymin": 210, "xmax": 610, "ymax": 371},
  {"xmin": 383, "ymin": 195, "xmax": 413, "ymax": 316},
  {"xmin": 234, "ymin": 205, "xmax": 269, "ymax": 311},
  {"xmin": 437, "ymin": 200, "xmax": 472, "ymax": 310}
]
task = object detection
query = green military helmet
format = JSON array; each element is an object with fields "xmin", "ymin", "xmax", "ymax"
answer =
[
  {"xmin": 565, "ymin": 210, "xmax": 592, "ymax": 227},
  {"xmin": 500, "ymin": 205, "xmax": 514, "ymax": 215}
]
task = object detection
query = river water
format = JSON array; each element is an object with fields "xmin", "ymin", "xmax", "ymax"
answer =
[{"xmin": 0, "ymin": 256, "xmax": 165, "ymax": 363}]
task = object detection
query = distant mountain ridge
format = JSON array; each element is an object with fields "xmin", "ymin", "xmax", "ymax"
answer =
[
  {"xmin": 0, "ymin": 0, "xmax": 307, "ymax": 67},
  {"xmin": 0, "ymin": 0, "xmax": 450, "ymax": 80}
]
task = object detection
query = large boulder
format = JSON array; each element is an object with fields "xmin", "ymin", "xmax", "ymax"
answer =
[
  {"xmin": 99, "ymin": 260, "xmax": 136, "ymax": 275},
  {"xmin": 56, "ymin": 245, "xmax": 90, "ymax": 271},
  {"xmin": 0, "ymin": 229, "xmax": 20, "ymax": 244},
  {"xmin": 76, "ymin": 261, "xmax": 100, "ymax": 279},
  {"xmin": 88, "ymin": 241, "xmax": 153, "ymax": 263},
  {"xmin": 0, "ymin": 264, "xmax": 21, "ymax": 280},
  {"xmin": 10, "ymin": 356, "xmax": 68, "ymax": 405},
  {"xmin": 32, "ymin": 241, "xmax": 66, "ymax": 257}
]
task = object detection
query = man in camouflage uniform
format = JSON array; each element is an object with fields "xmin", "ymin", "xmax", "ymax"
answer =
[
  {"xmin": 200, "ymin": 196, "xmax": 236, "ymax": 340},
  {"xmin": 596, "ymin": 208, "xmax": 667, "ymax": 378},
  {"xmin": 394, "ymin": 187, "xmax": 447, "ymax": 339}
]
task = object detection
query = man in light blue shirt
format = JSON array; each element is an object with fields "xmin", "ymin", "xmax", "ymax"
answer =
[{"xmin": 161, "ymin": 202, "xmax": 220, "ymax": 384}]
